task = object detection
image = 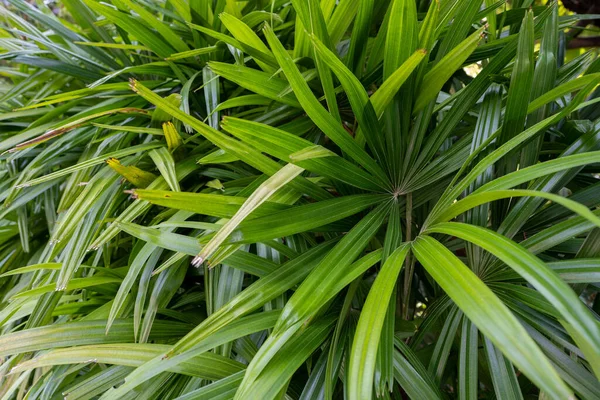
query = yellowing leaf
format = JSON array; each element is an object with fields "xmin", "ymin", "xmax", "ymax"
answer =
[
  {"xmin": 106, "ymin": 158, "xmax": 156, "ymax": 188},
  {"xmin": 162, "ymin": 121, "xmax": 182, "ymax": 151}
]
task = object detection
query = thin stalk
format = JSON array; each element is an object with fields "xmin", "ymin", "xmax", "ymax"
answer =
[{"xmin": 402, "ymin": 192, "xmax": 414, "ymax": 320}]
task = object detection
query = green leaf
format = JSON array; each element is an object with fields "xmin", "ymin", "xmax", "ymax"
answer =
[
  {"xmin": 106, "ymin": 213, "xmax": 188, "ymax": 335},
  {"xmin": 483, "ymin": 337, "xmax": 524, "ymax": 400},
  {"xmin": 383, "ymin": 0, "xmax": 418, "ymax": 81},
  {"xmin": 495, "ymin": 9, "xmax": 535, "ymax": 180},
  {"xmin": 194, "ymin": 163, "xmax": 304, "ymax": 266},
  {"xmin": 74, "ymin": 312, "xmax": 280, "ymax": 399},
  {"xmin": 527, "ymin": 73, "xmax": 600, "ymax": 114},
  {"xmin": 11, "ymin": 344, "xmax": 244, "ymax": 379},
  {"xmin": 187, "ymin": 22, "xmax": 277, "ymax": 67},
  {"xmin": 413, "ymin": 26, "xmax": 485, "ymax": 113},
  {"xmin": 474, "ymin": 151, "xmax": 600, "ymax": 193},
  {"xmin": 546, "ymin": 259, "xmax": 600, "ymax": 283},
  {"xmin": 116, "ymin": 222, "xmax": 278, "ymax": 277},
  {"xmin": 89, "ymin": 158, "xmax": 200, "ymax": 250},
  {"xmin": 458, "ymin": 319, "xmax": 478, "ymax": 400},
  {"xmin": 0, "ymin": 262, "xmax": 61, "ymax": 278},
  {"xmin": 13, "ymin": 276, "xmax": 120, "ymax": 299},
  {"xmin": 393, "ymin": 339, "xmax": 443, "ymax": 400},
  {"xmin": 262, "ymin": 25, "xmax": 390, "ymax": 189},
  {"xmin": 383, "ymin": 0, "xmax": 418, "ymax": 173},
  {"xmin": 290, "ymin": 0, "xmax": 341, "ymax": 122},
  {"xmin": 520, "ymin": 2, "xmax": 559, "ymax": 169},
  {"xmin": 171, "ymin": 372, "xmax": 244, "ymax": 400},
  {"xmin": 0, "ymin": 320, "xmax": 190, "ymax": 357},
  {"xmin": 236, "ymin": 203, "xmax": 389, "ymax": 394},
  {"xmin": 221, "ymin": 117, "xmax": 384, "ymax": 191},
  {"xmin": 149, "ymin": 148, "xmax": 180, "ymax": 192},
  {"xmin": 370, "ymin": 49, "xmax": 428, "ymax": 117},
  {"xmin": 412, "ymin": 236, "xmax": 573, "ymax": 398},
  {"xmin": 425, "ymin": 222, "xmax": 600, "ymax": 376},
  {"xmin": 114, "ymin": 0, "xmax": 189, "ymax": 53},
  {"xmin": 229, "ymin": 194, "xmax": 386, "ymax": 244},
  {"xmin": 430, "ymin": 81, "xmax": 599, "ymax": 218},
  {"xmin": 165, "ymin": 46, "xmax": 218, "ymax": 60},
  {"xmin": 130, "ymin": 80, "xmax": 330, "ymax": 201},
  {"xmin": 236, "ymin": 317, "xmax": 335, "ymax": 399},
  {"xmin": 82, "ymin": 0, "xmax": 176, "ymax": 58},
  {"xmin": 219, "ymin": 12, "xmax": 275, "ymax": 73},
  {"xmin": 310, "ymin": 33, "xmax": 387, "ymax": 165},
  {"xmin": 130, "ymin": 189, "xmax": 284, "ymax": 219},
  {"xmin": 348, "ymin": 244, "xmax": 410, "ymax": 400},
  {"xmin": 345, "ymin": 0, "xmax": 373, "ymax": 75},
  {"xmin": 431, "ymin": 189, "xmax": 600, "ymax": 229}
]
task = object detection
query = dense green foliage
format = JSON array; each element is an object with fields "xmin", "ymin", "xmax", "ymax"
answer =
[{"xmin": 1, "ymin": 0, "xmax": 600, "ymax": 398}]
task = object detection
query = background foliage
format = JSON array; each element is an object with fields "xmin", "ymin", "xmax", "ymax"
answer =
[{"xmin": 1, "ymin": 0, "xmax": 600, "ymax": 399}]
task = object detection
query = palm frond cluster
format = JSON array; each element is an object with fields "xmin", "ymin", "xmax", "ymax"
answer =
[{"xmin": 1, "ymin": 0, "xmax": 599, "ymax": 399}]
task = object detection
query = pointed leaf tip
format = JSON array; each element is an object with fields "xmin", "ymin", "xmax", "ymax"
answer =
[{"xmin": 191, "ymin": 256, "xmax": 204, "ymax": 267}]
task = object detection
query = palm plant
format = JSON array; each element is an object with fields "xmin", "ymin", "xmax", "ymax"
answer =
[{"xmin": 1, "ymin": 0, "xmax": 600, "ymax": 398}]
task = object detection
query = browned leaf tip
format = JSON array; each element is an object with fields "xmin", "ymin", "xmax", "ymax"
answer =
[
  {"xmin": 123, "ymin": 189, "xmax": 138, "ymax": 199},
  {"xmin": 12, "ymin": 124, "xmax": 82, "ymax": 152},
  {"xmin": 129, "ymin": 78, "xmax": 139, "ymax": 92}
]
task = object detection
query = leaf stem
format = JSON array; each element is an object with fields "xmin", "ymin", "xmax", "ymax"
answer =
[{"xmin": 402, "ymin": 192, "xmax": 414, "ymax": 320}]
